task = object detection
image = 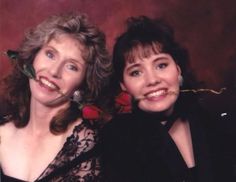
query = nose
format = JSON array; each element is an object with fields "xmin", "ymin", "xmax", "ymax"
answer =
[
  {"xmin": 146, "ymin": 69, "xmax": 161, "ymax": 87},
  {"xmin": 48, "ymin": 62, "xmax": 62, "ymax": 78}
]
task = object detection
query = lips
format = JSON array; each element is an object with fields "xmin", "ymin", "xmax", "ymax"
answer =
[
  {"xmin": 145, "ymin": 89, "xmax": 167, "ymax": 98},
  {"xmin": 38, "ymin": 76, "xmax": 60, "ymax": 91}
]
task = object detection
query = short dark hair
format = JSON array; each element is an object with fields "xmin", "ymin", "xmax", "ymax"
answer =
[
  {"xmin": 112, "ymin": 16, "xmax": 196, "ymax": 90},
  {"xmin": 111, "ymin": 16, "xmax": 199, "ymax": 112}
]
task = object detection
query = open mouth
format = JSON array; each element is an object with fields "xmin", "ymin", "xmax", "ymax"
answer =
[
  {"xmin": 39, "ymin": 76, "xmax": 60, "ymax": 91},
  {"xmin": 146, "ymin": 89, "xmax": 167, "ymax": 98}
]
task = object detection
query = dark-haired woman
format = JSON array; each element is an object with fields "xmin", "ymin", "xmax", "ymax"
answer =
[{"xmin": 101, "ymin": 16, "xmax": 235, "ymax": 182}]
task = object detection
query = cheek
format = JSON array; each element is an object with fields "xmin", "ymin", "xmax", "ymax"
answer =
[
  {"xmin": 66, "ymin": 75, "xmax": 84, "ymax": 90},
  {"xmin": 33, "ymin": 54, "xmax": 45, "ymax": 72},
  {"xmin": 32, "ymin": 57, "xmax": 39, "ymax": 69},
  {"xmin": 170, "ymin": 77, "xmax": 179, "ymax": 87},
  {"xmin": 166, "ymin": 72, "xmax": 180, "ymax": 87},
  {"xmin": 66, "ymin": 80, "xmax": 80, "ymax": 90},
  {"xmin": 123, "ymin": 82, "xmax": 140, "ymax": 97},
  {"xmin": 29, "ymin": 79, "xmax": 37, "ymax": 95}
]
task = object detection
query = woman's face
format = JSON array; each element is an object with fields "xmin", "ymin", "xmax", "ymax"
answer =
[
  {"xmin": 30, "ymin": 34, "xmax": 87, "ymax": 106},
  {"xmin": 121, "ymin": 52, "xmax": 181, "ymax": 115}
]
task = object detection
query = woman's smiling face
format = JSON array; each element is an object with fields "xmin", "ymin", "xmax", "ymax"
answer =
[
  {"xmin": 121, "ymin": 52, "xmax": 181, "ymax": 115},
  {"xmin": 30, "ymin": 34, "xmax": 87, "ymax": 106}
]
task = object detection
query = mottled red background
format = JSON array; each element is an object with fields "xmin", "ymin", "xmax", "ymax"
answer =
[{"xmin": 0, "ymin": 0, "xmax": 235, "ymax": 115}]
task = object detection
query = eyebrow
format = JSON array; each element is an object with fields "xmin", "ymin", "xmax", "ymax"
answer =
[
  {"xmin": 153, "ymin": 54, "xmax": 171, "ymax": 60},
  {"xmin": 126, "ymin": 54, "xmax": 170, "ymax": 70},
  {"xmin": 44, "ymin": 45, "xmax": 58, "ymax": 54},
  {"xmin": 68, "ymin": 58, "xmax": 86, "ymax": 68},
  {"xmin": 125, "ymin": 63, "xmax": 140, "ymax": 72},
  {"xmin": 43, "ymin": 45, "xmax": 85, "ymax": 66},
  {"xmin": 152, "ymin": 56, "xmax": 170, "ymax": 64}
]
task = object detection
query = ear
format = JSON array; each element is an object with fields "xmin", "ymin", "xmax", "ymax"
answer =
[
  {"xmin": 176, "ymin": 65, "xmax": 182, "ymax": 76},
  {"xmin": 120, "ymin": 82, "xmax": 127, "ymax": 91}
]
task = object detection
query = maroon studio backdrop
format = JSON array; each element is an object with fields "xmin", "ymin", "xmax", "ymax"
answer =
[{"xmin": 0, "ymin": 0, "xmax": 236, "ymax": 114}]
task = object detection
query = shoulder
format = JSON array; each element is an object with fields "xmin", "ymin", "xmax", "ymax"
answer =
[
  {"xmin": 0, "ymin": 121, "xmax": 16, "ymax": 158},
  {"xmin": 67, "ymin": 118, "xmax": 98, "ymax": 134},
  {"xmin": 104, "ymin": 113, "xmax": 136, "ymax": 129},
  {"xmin": 0, "ymin": 121, "xmax": 16, "ymax": 137},
  {"xmin": 101, "ymin": 113, "xmax": 136, "ymax": 136},
  {"xmin": 66, "ymin": 118, "xmax": 99, "ymax": 147},
  {"xmin": 100, "ymin": 113, "xmax": 139, "ymax": 150}
]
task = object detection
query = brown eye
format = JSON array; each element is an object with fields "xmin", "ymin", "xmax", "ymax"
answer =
[
  {"xmin": 130, "ymin": 70, "xmax": 141, "ymax": 77},
  {"xmin": 157, "ymin": 63, "xmax": 168, "ymax": 69}
]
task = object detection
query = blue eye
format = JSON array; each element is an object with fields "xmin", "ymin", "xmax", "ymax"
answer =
[
  {"xmin": 46, "ymin": 51, "xmax": 54, "ymax": 59},
  {"xmin": 66, "ymin": 64, "xmax": 78, "ymax": 71}
]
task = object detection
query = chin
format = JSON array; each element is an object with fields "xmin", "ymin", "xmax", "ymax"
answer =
[
  {"xmin": 140, "ymin": 103, "xmax": 174, "ymax": 114},
  {"xmin": 139, "ymin": 106, "xmax": 165, "ymax": 113}
]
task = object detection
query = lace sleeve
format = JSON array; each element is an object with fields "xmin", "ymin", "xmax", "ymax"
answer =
[{"xmin": 37, "ymin": 120, "xmax": 101, "ymax": 182}]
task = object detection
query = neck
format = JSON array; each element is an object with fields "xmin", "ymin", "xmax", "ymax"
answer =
[
  {"xmin": 27, "ymin": 99, "xmax": 69, "ymax": 135},
  {"xmin": 133, "ymin": 105, "xmax": 180, "ymax": 131}
]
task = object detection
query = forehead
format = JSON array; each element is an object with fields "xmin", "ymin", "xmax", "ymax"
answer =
[
  {"xmin": 125, "ymin": 42, "xmax": 163, "ymax": 64},
  {"xmin": 47, "ymin": 34, "xmax": 82, "ymax": 48},
  {"xmin": 46, "ymin": 34, "xmax": 88, "ymax": 61}
]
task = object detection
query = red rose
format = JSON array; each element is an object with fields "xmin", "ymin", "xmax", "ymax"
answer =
[
  {"xmin": 115, "ymin": 91, "xmax": 132, "ymax": 113},
  {"xmin": 82, "ymin": 105, "xmax": 102, "ymax": 120},
  {"xmin": 82, "ymin": 105, "xmax": 111, "ymax": 121},
  {"xmin": 119, "ymin": 104, "xmax": 132, "ymax": 113}
]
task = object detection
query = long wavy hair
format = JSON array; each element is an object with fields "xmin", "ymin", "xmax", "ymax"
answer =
[{"xmin": 1, "ymin": 12, "xmax": 112, "ymax": 134}]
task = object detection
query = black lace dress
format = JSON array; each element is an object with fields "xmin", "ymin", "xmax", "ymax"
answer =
[{"xmin": 1, "ymin": 120, "xmax": 101, "ymax": 182}]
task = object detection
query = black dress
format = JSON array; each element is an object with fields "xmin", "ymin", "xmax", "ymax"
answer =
[
  {"xmin": 100, "ymin": 104, "xmax": 235, "ymax": 182},
  {"xmin": 0, "ymin": 120, "xmax": 101, "ymax": 182}
]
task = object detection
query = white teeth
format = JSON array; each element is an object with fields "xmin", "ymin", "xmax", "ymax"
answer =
[
  {"xmin": 147, "ymin": 90, "xmax": 166, "ymax": 97},
  {"xmin": 40, "ymin": 78, "xmax": 57, "ymax": 89}
]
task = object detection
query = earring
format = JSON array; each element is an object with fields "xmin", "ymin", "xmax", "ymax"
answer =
[
  {"xmin": 178, "ymin": 75, "xmax": 183, "ymax": 87},
  {"xmin": 72, "ymin": 90, "xmax": 82, "ymax": 103}
]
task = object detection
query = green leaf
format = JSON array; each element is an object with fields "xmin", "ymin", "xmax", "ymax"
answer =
[
  {"xmin": 6, "ymin": 50, "xmax": 19, "ymax": 60},
  {"xmin": 22, "ymin": 63, "xmax": 36, "ymax": 79},
  {"xmin": 5, "ymin": 49, "xmax": 36, "ymax": 80}
]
